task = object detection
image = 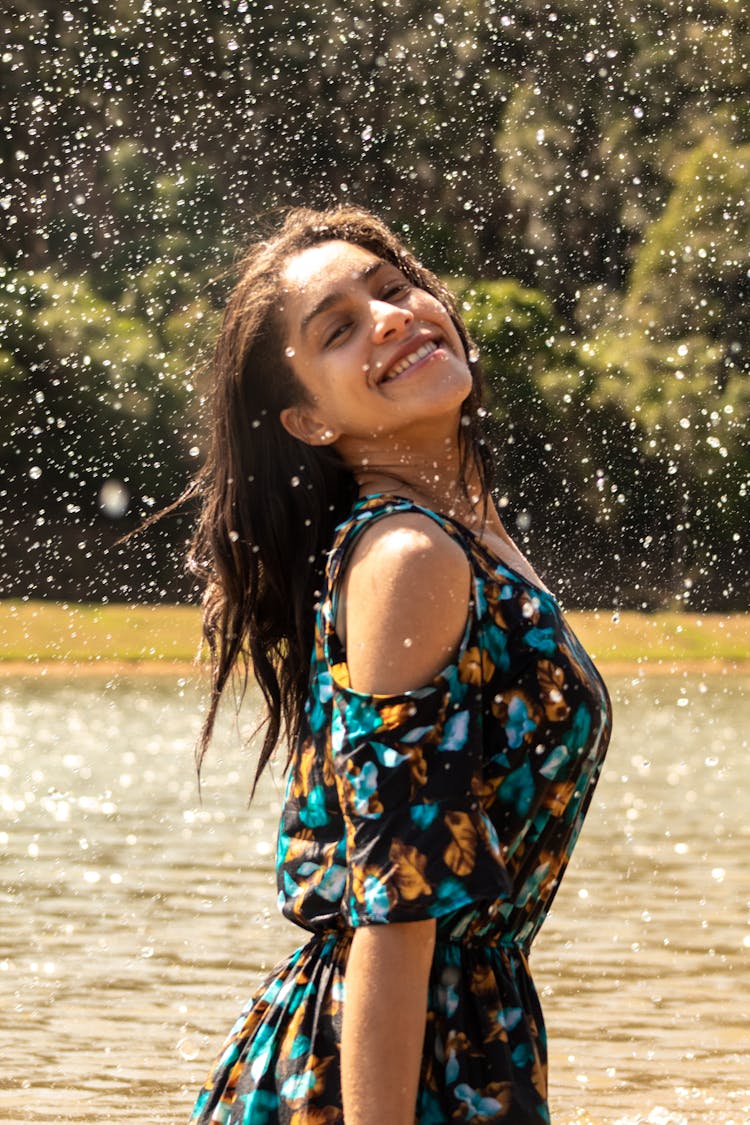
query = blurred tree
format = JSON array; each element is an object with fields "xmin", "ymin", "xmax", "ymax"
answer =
[{"xmin": 1, "ymin": 0, "xmax": 747, "ymax": 605}]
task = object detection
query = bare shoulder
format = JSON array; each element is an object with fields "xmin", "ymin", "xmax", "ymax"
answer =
[{"xmin": 338, "ymin": 512, "xmax": 472, "ymax": 695}]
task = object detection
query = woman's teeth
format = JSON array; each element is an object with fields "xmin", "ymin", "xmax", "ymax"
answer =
[{"xmin": 381, "ymin": 340, "xmax": 438, "ymax": 382}]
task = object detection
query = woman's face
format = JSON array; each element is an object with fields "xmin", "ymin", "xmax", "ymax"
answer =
[{"xmin": 277, "ymin": 240, "xmax": 473, "ymax": 450}]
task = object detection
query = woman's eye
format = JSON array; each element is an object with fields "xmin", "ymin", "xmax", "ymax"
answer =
[
  {"xmin": 324, "ymin": 322, "xmax": 350, "ymax": 347},
  {"xmin": 384, "ymin": 281, "xmax": 409, "ymax": 299}
]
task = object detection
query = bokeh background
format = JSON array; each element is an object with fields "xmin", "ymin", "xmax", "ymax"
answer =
[{"xmin": 2, "ymin": 0, "xmax": 748, "ymax": 609}]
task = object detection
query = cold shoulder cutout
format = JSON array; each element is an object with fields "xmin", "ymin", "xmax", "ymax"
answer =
[{"xmin": 327, "ymin": 504, "xmax": 474, "ymax": 696}]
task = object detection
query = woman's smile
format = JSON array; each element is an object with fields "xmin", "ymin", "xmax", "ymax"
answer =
[{"xmin": 376, "ymin": 337, "xmax": 445, "ymax": 386}]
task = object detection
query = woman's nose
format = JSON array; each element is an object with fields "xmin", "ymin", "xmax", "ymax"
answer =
[{"xmin": 371, "ymin": 300, "xmax": 413, "ymax": 342}]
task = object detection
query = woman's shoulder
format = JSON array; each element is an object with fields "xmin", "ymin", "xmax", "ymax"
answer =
[
  {"xmin": 346, "ymin": 505, "xmax": 468, "ymax": 574},
  {"xmin": 335, "ymin": 508, "xmax": 472, "ymax": 695}
]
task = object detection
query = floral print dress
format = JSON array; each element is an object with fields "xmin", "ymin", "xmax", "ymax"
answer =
[{"xmin": 190, "ymin": 495, "xmax": 612, "ymax": 1125}]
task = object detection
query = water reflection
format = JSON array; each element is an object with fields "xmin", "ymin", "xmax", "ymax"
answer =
[{"xmin": 1, "ymin": 671, "xmax": 748, "ymax": 1123}]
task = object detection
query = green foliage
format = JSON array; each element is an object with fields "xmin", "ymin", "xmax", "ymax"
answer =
[
  {"xmin": 2, "ymin": 0, "xmax": 748, "ymax": 606},
  {"xmin": 0, "ymin": 265, "xmax": 208, "ymax": 511},
  {"xmin": 627, "ymin": 133, "xmax": 750, "ymax": 357}
]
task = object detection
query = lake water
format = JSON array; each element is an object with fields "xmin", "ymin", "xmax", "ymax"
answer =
[{"xmin": 1, "ymin": 670, "xmax": 748, "ymax": 1125}]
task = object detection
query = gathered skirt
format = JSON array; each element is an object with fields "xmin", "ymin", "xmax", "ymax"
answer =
[{"xmin": 189, "ymin": 928, "xmax": 550, "ymax": 1124}]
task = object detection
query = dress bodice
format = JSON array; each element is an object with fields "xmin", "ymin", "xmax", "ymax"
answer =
[{"xmin": 277, "ymin": 495, "xmax": 612, "ymax": 952}]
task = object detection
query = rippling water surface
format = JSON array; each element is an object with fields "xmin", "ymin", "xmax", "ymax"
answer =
[{"xmin": 1, "ymin": 670, "xmax": 748, "ymax": 1124}]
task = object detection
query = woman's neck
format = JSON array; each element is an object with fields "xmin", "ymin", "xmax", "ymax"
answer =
[{"xmin": 354, "ymin": 461, "xmax": 489, "ymax": 528}]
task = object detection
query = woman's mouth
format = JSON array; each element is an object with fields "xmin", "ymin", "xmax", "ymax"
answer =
[{"xmin": 379, "ymin": 339, "xmax": 441, "ymax": 384}]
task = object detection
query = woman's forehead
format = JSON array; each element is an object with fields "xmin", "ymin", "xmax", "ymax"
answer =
[{"xmin": 282, "ymin": 240, "xmax": 385, "ymax": 298}]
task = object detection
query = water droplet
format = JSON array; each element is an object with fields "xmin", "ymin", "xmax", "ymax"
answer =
[
  {"xmin": 176, "ymin": 1035, "xmax": 201, "ymax": 1062},
  {"xmin": 98, "ymin": 479, "xmax": 130, "ymax": 519},
  {"xmin": 285, "ymin": 346, "xmax": 296, "ymax": 358},
  {"xmin": 29, "ymin": 466, "xmax": 42, "ymax": 479},
  {"xmin": 228, "ymin": 530, "xmax": 239, "ymax": 543},
  {"xmin": 290, "ymin": 476, "xmax": 300, "ymax": 487}
]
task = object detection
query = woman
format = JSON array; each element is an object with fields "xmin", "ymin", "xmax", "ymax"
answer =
[{"xmin": 182, "ymin": 206, "xmax": 612, "ymax": 1124}]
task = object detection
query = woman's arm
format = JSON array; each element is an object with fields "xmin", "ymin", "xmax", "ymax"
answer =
[
  {"xmin": 338, "ymin": 513, "xmax": 471, "ymax": 1122},
  {"xmin": 342, "ymin": 920, "xmax": 436, "ymax": 1125}
]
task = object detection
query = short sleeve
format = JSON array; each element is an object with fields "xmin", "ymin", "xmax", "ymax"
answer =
[{"xmin": 329, "ymin": 660, "xmax": 512, "ymax": 926}]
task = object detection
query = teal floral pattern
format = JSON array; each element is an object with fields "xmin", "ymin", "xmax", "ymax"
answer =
[{"xmin": 190, "ymin": 496, "xmax": 612, "ymax": 1124}]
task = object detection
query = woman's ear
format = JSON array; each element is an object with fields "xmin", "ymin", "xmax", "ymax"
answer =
[{"xmin": 279, "ymin": 405, "xmax": 339, "ymax": 446}]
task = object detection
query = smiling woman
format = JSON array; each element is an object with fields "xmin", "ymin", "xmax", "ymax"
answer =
[
  {"xmin": 153, "ymin": 207, "xmax": 612, "ymax": 1125},
  {"xmin": 278, "ymin": 239, "xmax": 474, "ymax": 459}
]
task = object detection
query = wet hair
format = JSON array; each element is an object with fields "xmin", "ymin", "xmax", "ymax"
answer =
[{"xmin": 150, "ymin": 205, "xmax": 494, "ymax": 795}]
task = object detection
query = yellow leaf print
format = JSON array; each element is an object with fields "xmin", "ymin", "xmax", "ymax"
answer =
[
  {"xmin": 297, "ymin": 747, "xmax": 318, "ymax": 797},
  {"xmin": 284, "ymin": 834, "xmax": 317, "ymax": 862},
  {"xmin": 349, "ymin": 863, "xmax": 396, "ymax": 911},
  {"xmin": 535, "ymin": 850, "xmax": 561, "ymax": 899},
  {"xmin": 543, "ymin": 780, "xmax": 575, "ymax": 817},
  {"xmin": 537, "ymin": 660, "xmax": 571, "ymax": 723},
  {"xmin": 330, "ymin": 660, "xmax": 350, "ymax": 688},
  {"xmin": 459, "ymin": 645, "xmax": 495, "ymax": 686},
  {"xmin": 321, "ymin": 741, "xmax": 336, "ymax": 788},
  {"xmin": 389, "ymin": 839, "xmax": 431, "ymax": 900},
  {"xmin": 379, "ymin": 700, "xmax": 419, "ymax": 730},
  {"xmin": 446, "ymin": 1029, "xmax": 473, "ymax": 1056},
  {"xmin": 406, "ymin": 744, "xmax": 428, "ymax": 790},
  {"xmin": 470, "ymin": 962, "xmax": 497, "ymax": 997},
  {"xmin": 491, "ymin": 688, "xmax": 542, "ymax": 733},
  {"xmin": 471, "ymin": 773, "xmax": 501, "ymax": 812},
  {"xmin": 443, "ymin": 810, "xmax": 477, "ymax": 877},
  {"xmin": 290, "ymin": 1108, "xmax": 342, "ymax": 1125},
  {"xmin": 484, "ymin": 581, "xmax": 511, "ymax": 630},
  {"xmin": 284, "ymin": 999, "xmax": 307, "ymax": 1052},
  {"xmin": 282, "ymin": 1053, "xmax": 335, "ymax": 1106},
  {"xmin": 344, "ymin": 816, "xmax": 357, "ymax": 856},
  {"xmin": 483, "ymin": 1081, "xmax": 513, "ymax": 1116}
]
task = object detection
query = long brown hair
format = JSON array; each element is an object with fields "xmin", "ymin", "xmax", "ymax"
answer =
[{"xmin": 151, "ymin": 206, "xmax": 494, "ymax": 794}]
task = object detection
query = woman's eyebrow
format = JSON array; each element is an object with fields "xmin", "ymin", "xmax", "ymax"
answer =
[{"xmin": 300, "ymin": 260, "xmax": 389, "ymax": 338}]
